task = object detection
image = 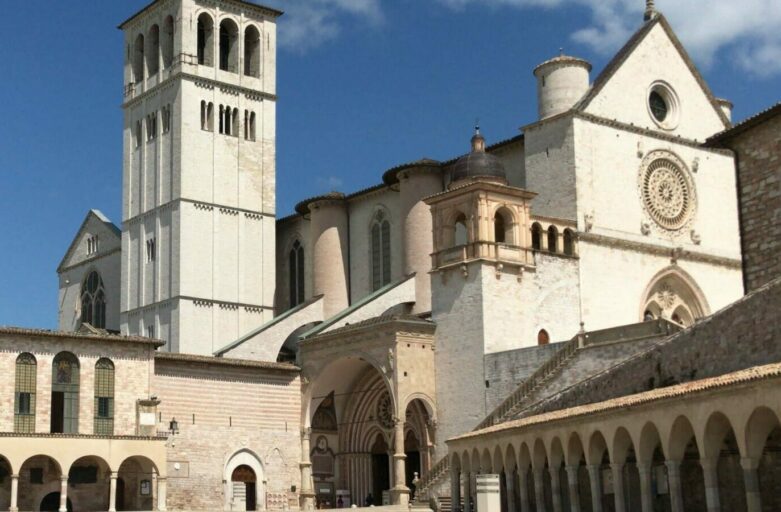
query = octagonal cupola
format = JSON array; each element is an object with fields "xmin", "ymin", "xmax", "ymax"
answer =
[{"xmin": 450, "ymin": 127, "xmax": 508, "ymax": 188}]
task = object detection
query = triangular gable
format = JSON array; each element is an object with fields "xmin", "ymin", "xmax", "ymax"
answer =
[
  {"xmin": 57, "ymin": 209, "xmax": 121, "ymax": 272},
  {"xmin": 577, "ymin": 15, "xmax": 730, "ymax": 139}
]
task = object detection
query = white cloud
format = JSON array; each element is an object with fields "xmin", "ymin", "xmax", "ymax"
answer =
[
  {"xmin": 274, "ymin": 0, "xmax": 383, "ymax": 53},
  {"xmin": 434, "ymin": 0, "xmax": 781, "ymax": 77},
  {"xmin": 316, "ymin": 175, "xmax": 345, "ymax": 190}
]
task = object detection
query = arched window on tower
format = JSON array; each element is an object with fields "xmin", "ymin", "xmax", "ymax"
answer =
[
  {"xmin": 197, "ymin": 13, "xmax": 214, "ymax": 66},
  {"xmin": 14, "ymin": 353, "xmax": 36, "ymax": 433},
  {"xmin": 94, "ymin": 358, "xmax": 115, "ymax": 435},
  {"xmin": 244, "ymin": 25, "xmax": 261, "ymax": 77},
  {"xmin": 537, "ymin": 329, "xmax": 550, "ymax": 345},
  {"xmin": 132, "ymin": 33, "xmax": 145, "ymax": 83},
  {"xmin": 232, "ymin": 107, "xmax": 240, "ymax": 136},
  {"xmin": 81, "ymin": 271, "xmax": 106, "ymax": 329},
  {"xmin": 547, "ymin": 225, "xmax": 558, "ymax": 253},
  {"xmin": 531, "ymin": 223, "xmax": 542, "ymax": 251},
  {"xmin": 454, "ymin": 213, "xmax": 468, "ymax": 247},
  {"xmin": 146, "ymin": 24, "xmax": 160, "ymax": 76},
  {"xmin": 219, "ymin": 19, "xmax": 239, "ymax": 72},
  {"xmin": 563, "ymin": 229, "xmax": 575, "ymax": 256},
  {"xmin": 494, "ymin": 208, "xmax": 514, "ymax": 245},
  {"xmin": 162, "ymin": 15, "xmax": 174, "ymax": 69},
  {"xmin": 289, "ymin": 240, "xmax": 305, "ymax": 308},
  {"xmin": 371, "ymin": 212, "xmax": 392, "ymax": 291}
]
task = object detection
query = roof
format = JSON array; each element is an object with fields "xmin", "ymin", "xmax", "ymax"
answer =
[
  {"xmin": 57, "ymin": 209, "xmax": 121, "ymax": 273},
  {"xmin": 119, "ymin": 0, "xmax": 283, "ymax": 29},
  {"xmin": 574, "ymin": 14, "xmax": 731, "ymax": 128},
  {"xmin": 451, "ymin": 361, "xmax": 781, "ymax": 442},
  {"xmin": 302, "ymin": 313, "xmax": 435, "ymax": 343},
  {"xmin": 155, "ymin": 351, "xmax": 299, "ymax": 372},
  {"xmin": 294, "ymin": 191, "xmax": 346, "ymax": 216},
  {"xmin": 0, "ymin": 326, "xmax": 165, "ymax": 347},
  {"xmin": 706, "ymin": 101, "xmax": 781, "ymax": 146},
  {"xmin": 534, "ymin": 54, "xmax": 592, "ymax": 75}
]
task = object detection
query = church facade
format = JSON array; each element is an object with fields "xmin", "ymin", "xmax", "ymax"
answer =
[{"xmin": 2, "ymin": 0, "xmax": 777, "ymax": 511}]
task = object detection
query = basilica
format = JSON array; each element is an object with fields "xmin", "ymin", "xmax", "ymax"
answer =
[{"xmin": 1, "ymin": 0, "xmax": 780, "ymax": 511}]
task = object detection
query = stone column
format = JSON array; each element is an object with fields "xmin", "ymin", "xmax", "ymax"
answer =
[
  {"xmin": 637, "ymin": 464, "xmax": 653, "ymax": 512},
  {"xmin": 109, "ymin": 472, "xmax": 119, "ymax": 512},
  {"xmin": 157, "ymin": 477, "xmax": 168, "ymax": 512},
  {"xmin": 9, "ymin": 474, "xmax": 18, "ymax": 512},
  {"xmin": 506, "ymin": 469, "xmax": 516, "ymax": 512},
  {"xmin": 585, "ymin": 465, "xmax": 602, "ymax": 512},
  {"xmin": 476, "ymin": 474, "xmax": 501, "ymax": 512},
  {"xmin": 463, "ymin": 473, "xmax": 473, "ymax": 512},
  {"xmin": 549, "ymin": 466, "xmax": 562, "ymax": 512},
  {"xmin": 700, "ymin": 458, "xmax": 721, "ymax": 512},
  {"xmin": 610, "ymin": 464, "xmax": 626, "ymax": 512},
  {"xmin": 59, "ymin": 476, "xmax": 68, "ymax": 512},
  {"xmin": 452, "ymin": 468, "xmax": 462, "ymax": 512},
  {"xmin": 517, "ymin": 470, "xmax": 530, "ymax": 512},
  {"xmin": 564, "ymin": 466, "xmax": 581, "ymax": 512},
  {"xmin": 532, "ymin": 468, "xmax": 546, "ymax": 512},
  {"xmin": 391, "ymin": 419, "xmax": 410, "ymax": 505},
  {"xmin": 665, "ymin": 460, "xmax": 683, "ymax": 512},
  {"xmin": 741, "ymin": 457, "xmax": 761, "ymax": 512},
  {"xmin": 300, "ymin": 428, "xmax": 315, "ymax": 511}
]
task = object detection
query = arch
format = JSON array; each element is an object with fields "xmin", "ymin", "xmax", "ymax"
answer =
[
  {"xmin": 162, "ymin": 15, "xmax": 174, "ymax": 69},
  {"xmin": 81, "ymin": 270, "xmax": 106, "ymax": 329},
  {"xmin": 132, "ymin": 33, "xmax": 145, "ymax": 83},
  {"xmin": 668, "ymin": 416, "xmax": 706, "ymax": 510},
  {"xmin": 225, "ymin": 450, "xmax": 263, "ymax": 512},
  {"xmin": 19, "ymin": 455, "xmax": 63, "ymax": 512},
  {"xmin": 531, "ymin": 222, "xmax": 542, "ymax": 251},
  {"xmin": 565, "ymin": 432, "xmax": 585, "ymax": 467},
  {"xmin": 639, "ymin": 266, "xmax": 709, "ymax": 326},
  {"xmin": 370, "ymin": 210, "xmax": 392, "ymax": 291},
  {"xmin": 244, "ymin": 25, "xmax": 261, "ymax": 77},
  {"xmin": 67, "ymin": 455, "xmax": 112, "ymax": 510},
  {"xmin": 744, "ymin": 406, "xmax": 781, "ymax": 459},
  {"xmin": 563, "ymin": 229, "xmax": 575, "ymax": 256},
  {"xmin": 611, "ymin": 427, "xmax": 635, "ymax": 465},
  {"xmin": 14, "ymin": 352, "xmax": 36, "ymax": 433},
  {"xmin": 587, "ymin": 430, "xmax": 609, "ymax": 465},
  {"xmin": 454, "ymin": 212, "xmax": 468, "ymax": 247},
  {"xmin": 51, "ymin": 352, "xmax": 79, "ymax": 434},
  {"xmin": 94, "ymin": 358, "xmax": 115, "ymax": 435},
  {"xmin": 703, "ymin": 411, "xmax": 738, "ymax": 460},
  {"xmin": 452, "ymin": 452, "xmax": 462, "ymax": 471},
  {"xmin": 146, "ymin": 24, "xmax": 160, "ymax": 76},
  {"xmin": 197, "ymin": 13, "xmax": 214, "ymax": 66},
  {"xmin": 289, "ymin": 239, "xmax": 305, "ymax": 308},
  {"xmin": 479, "ymin": 448, "xmax": 491, "ymax": 473},
  {"xmin": 118, "ymin": 456, "xmax": 158, "ymax": 511},
  {"xmin": 637, "ymin": 421, "xmax": 664, "ymax": 464},
  {"xmin": 532, "ymin": 438, "xmax": 548, "ymax": 469},
  {"xmin": 547, "ymin": 225, "xmax": 558, "ymax": 253},
  {"xmin": 401, "ymin": 393, "xmax": 437, "ymax": 422},
  {"xmin": 505, "ymin": 444, "xmax": 517, "ymax": 471},
  {"xmin": 493, "ymin": 445, "xmax": 504, "ymax": 473},
  {"xmin": 667, "ymin": 415, "xmax": 698, "ymax": 460},
  {"xmin": 493, "ymin": 207, "xmax": 514, "ymax": 245},
  {"xmin": 219, "ymin": 18, "xmax": 239, "ymax": 72}
]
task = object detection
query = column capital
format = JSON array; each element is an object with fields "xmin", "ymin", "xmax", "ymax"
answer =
[
  {"xmin": 610, "ymin": 463, "xmax": 624, "ymax": 472},
  {"xmin": 740, "ymin": 456, "xmax": 760, "ymax": 471},
  {"xmin": 698, "ymin": 457, "xmax": 718, "ymax": 471},
  {"xmin": 301, "ymin": 427, "xmax": 312, "ymax": 439},
  {"xmin": 10, "ymin": 474, "xmax": 19, "ymax": 479},
  {"xmin": 110, "ymin": 471, "xmax": 119, "ymax": 479},
  {"xmin": 60, "ymin": 475, "xmax": 69, "ymax": 483},
  {"xmin": 565, "ymin": 464, "xmax": 579, "ymax": 477}
]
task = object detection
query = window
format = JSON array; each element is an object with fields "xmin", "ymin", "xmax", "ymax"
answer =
[
  {"xmin": 146, "ymin": 325, "xmax": 155, "ymax": 338},
  {"xmin": 219, "ymin": 105, "xmax": 238, "ymax": 136},
  {"xmin": 146, "ymin": 113, "xmax": 157, "ymax": 141},
  {"xmin": 371, "ymin": 211, "xmax": 391, "ymax": 291},
  {"xmin": 531, "ymin": 223, "xmax": 542, "ymax": 251},
  {"xmin": 547, "ymin": 225, "xmax": 558, "ymax": 253},
  {"xmin": 649, "ymin": 91, "xmax": 667, "ymax": 122},
  {"xmin": 162, "ymin": 16, "xmax": 174, "ymax": 69},
  {"xmin": 81, "ymin": 271, "xmax": 106, "ymax": 329},
  {"xmin": 647, "ymin": 81, "xmax": 680, "ymax": 130},
  {"xmin": 161, "ymin": 105, "xmax": 171, "ymax": 134},
  {"xmin": 244, "ymin": 110, "xmax": 256, "ymax": 141},
  {"xmin": 197, "ymin": 13, "xmax": 214, "ymax": 66},
  {"xmin": 494, "ymin": 208, "xmax": 513, "ymax": 245},
  {"xmin": 538, "ymin": 329, "xmax": 550, "ymax": 345},
  {"xmin": 147, "ymin": 24, "xmax": 160, "ymax": 76},
  {"xmin": 244, "ymin": 25, "xmax": 261, "ymax": 77},
  {"xmin": 219, "ymin": 19, "xmax": 239, "ymax": 72},
  {"xmin": 289, "ymin": 240, "xmax": 305, "ymax": 307},
  {"xmin": 94, "ymin": 358, "xmax": 114, "ymax": 435},
  {"xmin": 232, "ymin": 107, "xmax": 239, "ymax": 136},
  {"xmin": 14, "ymin": 353, "xmax": 36, "ymax": 433},
  {"xmin": 87, "ymin": 235, "xmax": 99, "ymax": 256},
  {"xmin": 454, "ymin": 214, "xmax": 468, "ymax": 247},
  {"xmin": 135, "ymin": 120, "xmax": 143, "ymax": 148},
  {"xmin": 132, "ymin": 34, "xmax": 145, "ymax": 83},
  {"xmin": 563, "ymin": 229, "xmax": 575, "ymax": 256},
  {"xmin": 51, "ymin": 352, "xmax": 80, "ymax": 434},
  {"xmin": 146, "ymin": 238, "xmax": 156, "ymax": 262},
  {"xmin": 201, "ymin": 101, "xmax": 214, "ymax": 132}
]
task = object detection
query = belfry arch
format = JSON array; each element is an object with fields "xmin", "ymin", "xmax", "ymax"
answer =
[{"xmin": 640, "ymin": 267, "xmax": 709, "ymax": 326}]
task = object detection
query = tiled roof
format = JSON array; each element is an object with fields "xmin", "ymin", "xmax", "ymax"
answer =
[
  {"xmin": 0, "ymin": 326, "xmax": 164, "ymax": 346},
  {"xmin": 156, "ymin": 351, "xmax": 299, "ymax": 372},
  {"xmin": 451, "ymin": 361, "xmax": 781, "ymax": 442},
  {"xmin": 706, "ymin": 101, "xmax": 781, "ymax": 145}
]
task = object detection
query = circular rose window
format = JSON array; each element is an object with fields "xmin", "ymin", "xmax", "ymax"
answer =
[
  {"xmin": 376, "ymin": 391, "xmax": 395, "ymax": 429},
  {"xmin": 640, "ymin": 152, "xmax": 696, "ymax": 231}
]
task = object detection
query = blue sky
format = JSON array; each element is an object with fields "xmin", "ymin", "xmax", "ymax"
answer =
[{"xmin": 0, "ymin": 0, "xmax": 779, "ymax": 329}]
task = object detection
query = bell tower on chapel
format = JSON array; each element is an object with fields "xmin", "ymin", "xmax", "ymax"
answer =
[{"xmin": 118, "ymin": 0, "xmax": 281, "ymax": 354}]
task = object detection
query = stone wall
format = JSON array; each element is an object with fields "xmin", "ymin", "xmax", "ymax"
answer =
[{"xmin": 483, "ymin": 343, "xmax": 562, "ymax": 413}]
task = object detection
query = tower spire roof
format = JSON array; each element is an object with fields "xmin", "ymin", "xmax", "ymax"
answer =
[{"xmin": 644, "ymin": 0, "xmax": 656, "ymax": 21}]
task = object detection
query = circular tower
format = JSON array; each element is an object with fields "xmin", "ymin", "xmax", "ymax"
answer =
[{"xmin": 533, "ymin": 54, "xmax": 592, "ymax": 120}]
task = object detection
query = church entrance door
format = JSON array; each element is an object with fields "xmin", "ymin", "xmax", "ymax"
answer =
[{"xmin": 371, "ymin": 435, "xmax": 390, "ymax": 503}]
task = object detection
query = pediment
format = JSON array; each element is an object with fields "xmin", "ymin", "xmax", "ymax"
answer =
[{"xmin": 58, "ymin": 210, "xmax": 121, "ymax": 272}]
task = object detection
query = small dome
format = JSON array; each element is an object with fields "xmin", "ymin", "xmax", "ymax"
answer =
[{"xmin": 450, "ymin": 128, "xmax": 507, "ymax": 185}]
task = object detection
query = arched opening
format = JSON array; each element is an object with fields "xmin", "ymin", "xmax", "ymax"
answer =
[
  {"xmin": 289, "ymin": 240, "xmax": 305, "ymax": 308},
  {"xmin": 14, "ymin": 352, "xmax": 36, "ymax": 433},
  {"xmin": 563, "ymin": 229, "xmax": 575, "ymax": 256},
  {"xmin": 547, "ymin": 226, "xmax": 558, "ymax": 253},
  {"xmin": 0, "ymin": 456, "xmax": 12, "ymax": 511},
  {"xmin": 567, "ymin": 433, "xmax": 591, "ymax": 512},
  {"xmin": 494, "ymin": 208, "xmax": 513, "ymax": 245},
  {"xmin": 403, "ymin": 398, "xmax": 432, "ymax": 498},
  {"xmin": 745, "ymin": 407, "xmax": 781, "ymax": 511},
  {"xmin": 219, "ymin": 19, "xmax": 239, "ymax": 72},
  {"xmin": 537, "ymin": 329, "xmax": 550, "ymax": 346},
  {"xmin": 641, "ymin": 270, "xmax": 708, "ymax": 327},
  {"xmin": 19, "ymin": 455, "xmax": 61, "ymax": 512},
  {"xmin": 232, "ymin": 465, "xmax": 258, "ymax": 511},
  {"xmin": 40, "ymin": 493, "xmax": 72, "ymax": 512},
  {"xmin": 162, "ymin": 16, "xmax": 174, "ymax": 69},
  {"xmin": 405, "ymin": 431, "xmax": 420, "ymax": 498},
  {"xmin": 371, "ymin": 211, "xmax": 391, "ymax": 291},
  {"xmin": 244, "ymin": 25, "xmax": 261, "ymax": 77},
  {"xmin": 531, "ymin": 223, "xmax": 542, "ymax": 251},
  {"xmin": 371, "ymin": 434, "xmax": 390, "ymax": 504},
  {"xmin": 146, "ymin": 25, "xmax": 160, "ymax": 76},
  {"xmin": 454, "ymin": 214, "xmax": 468, "ymax": 247},
  {"xmin": 117, "ymin": 456, "xmax": 158, "ymax": 511},
  {"xmin": 81, "ymin": 270, "xmax": 106, "ymax": 329},
  {"xmin": 51, "ymin": 352, "xmax": 79, "ymax": 433},
  {"xmin": 197, "ymin": 13, "xmax": 214, "ymax": 66},
  {"xmin": 702, "ymin": 413, "xmax": 746, "ymax": 510},
  {"xmin": 67, "ymin": 455, "xmax": 111, "ymax": 511},
  {"xmin": 94, "ymin": 358, "xmax": 115, "ymax": 435},
  {"xmin": 132, "ymin": 34, "xmax": 145, "ymax": 83}
]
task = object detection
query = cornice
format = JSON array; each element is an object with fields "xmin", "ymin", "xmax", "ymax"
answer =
[
  {"xmin": 122, "ymin": 297, "xmax": 273, "ymax": 316},
  {"xmin": 123, "ymin": 199, "xmax": 274, "ymax": 226}
]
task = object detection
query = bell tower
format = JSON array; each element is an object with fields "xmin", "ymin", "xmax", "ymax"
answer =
[{"xmin": 118, "ymin": 0, "xmax": 281, "ymax": 354}]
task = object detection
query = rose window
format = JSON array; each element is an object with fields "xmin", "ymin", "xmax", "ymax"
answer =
[{"xmin": 641, "ymin": 154, "xmax": 695, "ymax": 230}]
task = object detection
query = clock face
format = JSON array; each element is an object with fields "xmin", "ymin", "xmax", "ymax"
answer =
[
  {"xmin": 640, "ymin": 152, "xmax": 696, "ymax": 231},
  {"xmin": 376, "ymin": 391, "xmax": 395, "ymax": 430}
]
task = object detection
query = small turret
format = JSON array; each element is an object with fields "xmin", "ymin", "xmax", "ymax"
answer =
[{"xmin": 533, "ymin": 52, "xmax": 591, "ymax": 120}]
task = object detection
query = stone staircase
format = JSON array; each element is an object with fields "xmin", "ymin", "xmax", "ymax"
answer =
[{"xmin": 412, "ymin": 320, "xmax": 679, "ymax": 506}]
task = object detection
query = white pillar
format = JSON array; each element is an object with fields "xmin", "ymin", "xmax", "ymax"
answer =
[
  {"xmin": 391, "ymin": 419, "xmax": 410, "ymax": 505},
  {"xmin": 532, "ymin": 468, "xmax": 546, "ymax": 512},
  {"xmin": 506, "ymin": 469, "xmax": 516, "ymax": 512},
  {"xmin": 300, "ymin": 428, "xmax": 315, "ymax": 511},
  {"xmin": 157, "ymin": 477, "xmax": 168, "ymax": 512},
  {"xmin": 700, "ymin": 458, "xmax": 721, "ymax": 512},
  {"xmin": 564, "ymin": 466, "xmax": 581, "ymax": 512},
  {"xmin": 9, "ymin": 474, "xmax": 18, "ymax": 512},
  {"xmin": 548, "ymin": 466, "xmax": 562, "ymax": 512},
  {"xmin": 59, "ymin": 476, "xmax": 68, "ymax": 512},
  {"xmin": 741, "ymin": 457, "xmax": 761, "ymax": 512},
  {"xmin": 586, "ymin": 465, "xmax": 602, "ymax": 512},
  {"xmin": 109, "ymin": 472, "xmax": 118, "ymax": 512},
  {"xmin": 476, "ymin": 474, "xmax": 501, "ymax": 512},
  {"xmin": 637, "ymin": 464, "xmax": 653, "ymax": 512},
  {"xmin": 517, "ymin": 470, "xmax": 530, "ymax": 512},
  {"xmin": 665, "ymin": 460, "xmax": 683, "ymax": 512},
  {"xmin": 610, "ymin": 464, "xmax": 626, "ymax": 512}
]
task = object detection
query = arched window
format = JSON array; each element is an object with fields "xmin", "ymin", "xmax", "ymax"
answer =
[
  {"xmin": 371, "ymin": 212, "xmax": 391, "ymax": 291},
  {"xmin": 51, "ymin": 352, "xmax": 79, "ymax": 434},
  {"xmin": 146, "ymin": 25, "xmax": 160, "ymax": 76},
  {"xmin": 162, "ymin": 16, "xmax": 174, "ymax": 69},
  {"xmin": 563, "ymin": 229, "xmax": 575, "ymax": 256},
  {"xmin": 289, "ymin": 240, "xmax": 305, "ymax": 307},
  {"xmin": 197, "ymin": 13, "xmax": 214, "ymax": 66},
  {"xmin": 219, "ymin": 19, "xmax": 239, "ymax": 72},
  {"xmin": 81, "ymin": 271, "xmax": 106, "ymax": 329},
  {"xmin": 537, "ymin": 329, "xmax": 550, "ymax": 346},
  {"xmin": 494, "ymin": 208, "xmax": 513, "ymax": 245},
  {"xmin": 531, "ymin": 223, "xmax": 542, "ymax": 251},
  {"xmin": 232, "ymin": 107, "xmax": 240, "ymax": 136},
  {"xmin": 454, "ymin": 214, "xmax": 468, "ymax": 247},
  {"xmin": 232, "ymin": 465, "xmax": 258, "ymax": 511},
  {"xmin": 547, "ymin": 225, "xmax": 558, "ymax": 253},
  {"xmin": 14, "ymin": 353, "xmax": 36, "ymax": 433},
  {"xmin": 494, "ymin": 214, "xmax": 505, "ymax": 244},
  {"xmin": 132, "ymin": 34, "xmax": 145, "ymax": 83},
  {"xmin": 94, "ymin": 358, "xmax": 115, "ymax": 435},
  {"xmin": 244, "ymin": 25, "xmax": 261, "ymax": 77},
  {"xmin": 641, "ymin": 271, "xmax": 708, "ymax": 327}
]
